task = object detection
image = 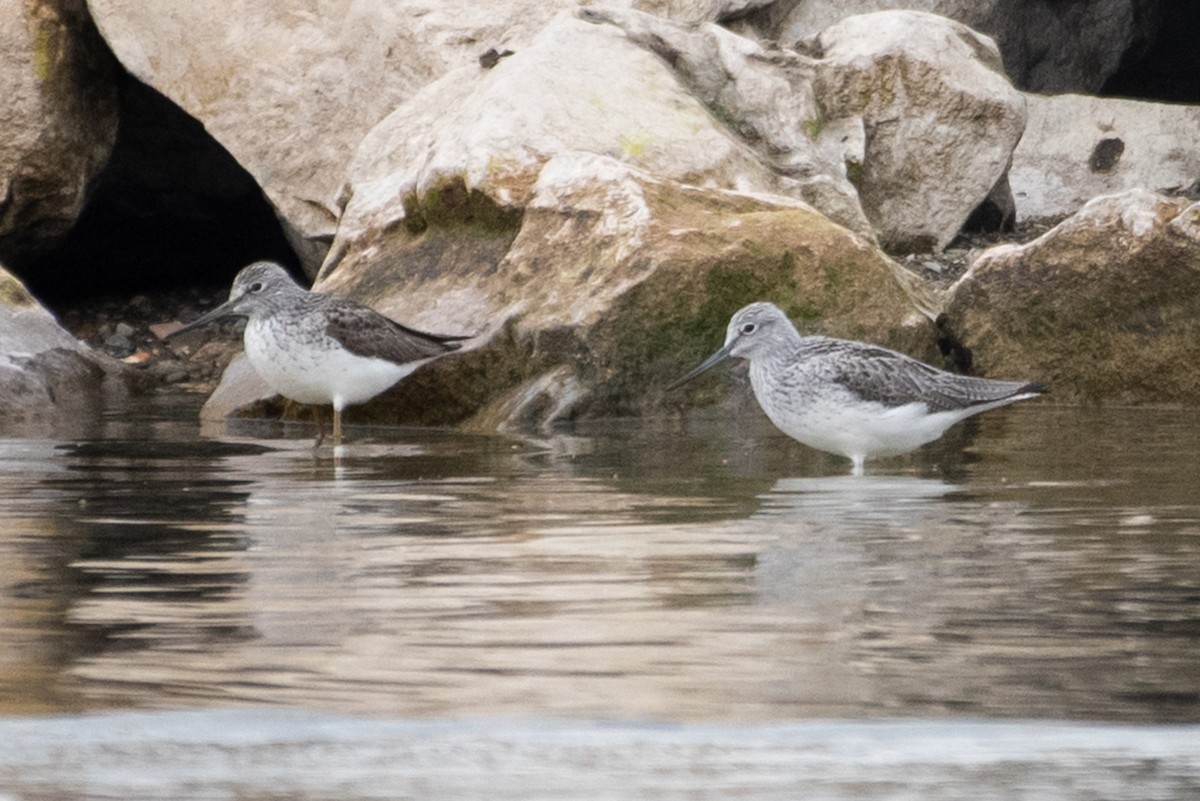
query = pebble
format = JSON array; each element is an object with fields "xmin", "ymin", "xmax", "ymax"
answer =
[
  {"xmin": 58, "ymin": 286, "xmax": 239, "ymax": 393},
  {"xmin": 103, "ymin": 330, "xmax": 136, "ymax": 358}
]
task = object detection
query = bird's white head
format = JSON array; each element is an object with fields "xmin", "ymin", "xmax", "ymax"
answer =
[
  {"xmin": 224, "ymin": 262, "xmax": 305, "ymax": 317},
  {"xmin": 667, "ymin": 301, "xmax": 799, "ymax": 390},
  {"xmin": 170, "ymin": 261, "xmax": 306, "ymax": 337},
  {"xmin": 722, "ymin": 302, "xmax": 797, "ymax": 360}
]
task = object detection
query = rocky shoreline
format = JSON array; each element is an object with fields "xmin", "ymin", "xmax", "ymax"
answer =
[
  {"xmin": 58, "ymin": 285, "xmax": 240, "ymax": 395},
  {"xmin": 53, "ymin": 218, "xmax": 1058, "ymax": 403},
  {"xmin": 4, "ymin": 2, "xmax": 1200, "ymax": 424}
]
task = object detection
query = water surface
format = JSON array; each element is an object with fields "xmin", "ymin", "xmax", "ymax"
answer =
[{"xmin": 1, "ymin": 392, "xmax": 1197, "ymax": 723}]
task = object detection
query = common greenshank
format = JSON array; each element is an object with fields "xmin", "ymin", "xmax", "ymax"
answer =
[
  {"xmin": 671, "ymin": 302, "xmax": 1044, "ymax": 474},
  {"xmin": 174, "ymin": 261, "xmax": 468, "ymax": 444}
]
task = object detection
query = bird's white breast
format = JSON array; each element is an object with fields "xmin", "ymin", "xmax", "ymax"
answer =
[{"xmin": 244, "ymin": 318, "xmax": 417, "ymax": 409}]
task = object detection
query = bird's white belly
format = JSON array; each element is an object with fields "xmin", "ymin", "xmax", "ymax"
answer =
[
  {"xmin": 767, "ymin": 399, "xmax": 952, "ymax": 457},
  {"xmin": 751, "ymin": 368, "xmax": 973, "ymax": 460},
  {"xmin": 243, "ymin": 321, "xmax": 416, "ymax": 410}
]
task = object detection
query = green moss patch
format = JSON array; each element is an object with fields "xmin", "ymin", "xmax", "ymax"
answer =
[{"xmin": 403, "ymin": 177, "xmax": 523, "ymax": 235}]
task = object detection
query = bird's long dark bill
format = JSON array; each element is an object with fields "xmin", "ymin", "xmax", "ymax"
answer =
[
  {"xmin": 167, "ymin": 300, "xmax": 240, "ymax": 338},
  {"xmin": 666, "ymin": 345, "xmax": 732, "ymax": 391}
]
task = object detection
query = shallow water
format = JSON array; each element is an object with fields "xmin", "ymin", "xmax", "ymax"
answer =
[
  {"xmin": 2, "ymin": 711, "xmax": 1198, "ymax": 801},
  {"xmin": 1, "ymin": 392, "xmax": 1199, "ymax": 797}
]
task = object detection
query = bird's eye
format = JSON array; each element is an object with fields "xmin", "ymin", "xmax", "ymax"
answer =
[
  {"xmin": 247, "ymin": 281, "xmax": 265, "ymax": 293},
  {"xmin": 740, "ymin": 322, "xmax": 757, "ymax": 335}
]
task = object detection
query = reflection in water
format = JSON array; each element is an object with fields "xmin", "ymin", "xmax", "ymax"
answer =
[
  {"xmin": 754, "ymin": 473, "xmax": 1200, "ymax": 720},
  {"xmin": 0, "ymin": 396, "xmax": 1198, "ymax": 725}
]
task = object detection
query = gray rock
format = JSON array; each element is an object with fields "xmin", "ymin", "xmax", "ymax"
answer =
[
  {"xmin": 810, "ymin": 11, "xmax": 1026, "ymax": 253},
  {"xmin": 0, "ymin": 265, "xmax": 114, "ymax": 415},
  {"xmin": 1010, "ymin": 93, "xmax": 1200, "ymax": 222},
  {"xmin": 768, "ymin": 0, "xmax": 1156, "ymax": 94},
  {"xmin": 0, "ymin": 0, "xmax": 117, "ymax": 258}
]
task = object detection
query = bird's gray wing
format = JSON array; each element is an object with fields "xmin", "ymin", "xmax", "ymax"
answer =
[
  {"xmin": 824, "ymin": 342, "xmax": 1041, "ymax": 412},
  {"xmin": 323, "ymin": 300, "xmax": 468, "ymax": 364}
]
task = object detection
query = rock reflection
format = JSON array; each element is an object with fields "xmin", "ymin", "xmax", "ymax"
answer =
[
  {"xmin": 754, "ymin": 471, "xmax": 1200, "ymax": 721},
  {"xmin": 0, "ymin": 401, "xmax": 1198, "ymax": 723}
]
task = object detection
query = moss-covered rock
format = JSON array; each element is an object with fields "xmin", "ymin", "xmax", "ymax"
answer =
[
  {"xmin": 574, "ymin": 178, "xmax": 931, "ymax": 417},
  {"xmin": 200, "ymin": 11, "xmax": 945, "ymax": 432},
  {"xmin": 322, "ymin": 157, "xmax": 929, "ymax": 429},
  {"xmin": 945, "ymin": 189, "xmax": 1200, "ymax": 404}
]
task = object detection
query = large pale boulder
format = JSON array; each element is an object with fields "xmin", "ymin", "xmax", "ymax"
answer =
[
  {"xmin": 945, "ymin": 189, "xmax": 1200, "ymax": 404},
  {"xmin": 84, "ymin": 0, "xmax": 774, "ymax": 273},
  {"xmin": 0, "ymin": 265, "xmax": 109, "ymax": 415},
  {"xmin": 0, "ymin": 0, "xmax": 117, "ymax": 258},
  {"xmin": 1010, "ymin": 94, "xmax": 1200, "ymax": 222},
  {"xmin": 200, "ymin": 13, "xmax": 932, "ymax": 428},
  {"xmin": 767, "ymin": 0, "xmax": 1156, "ymax": 93},
  {"xmin": 809, "ymin": 11, "xmax": 1026, "ymax": 253},
  {"xmin": 323, "ymin": 9, "xmax": 846, "ymax": 303},
  {"xmin": 206, "ymin": 157, "xmax": 930, "ymax": 428},
  {"xmin": 85, "ymin": 0, "xmax": 581, "ymax": 270},
  {"xmin": 578, "ymin": 7, "xmax": 870, "ymax": 236}
]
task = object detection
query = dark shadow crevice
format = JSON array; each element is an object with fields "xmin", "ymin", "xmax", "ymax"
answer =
[{"xmin": 15, "ymin": 70, "xmax": 300, "ymax": 306}]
